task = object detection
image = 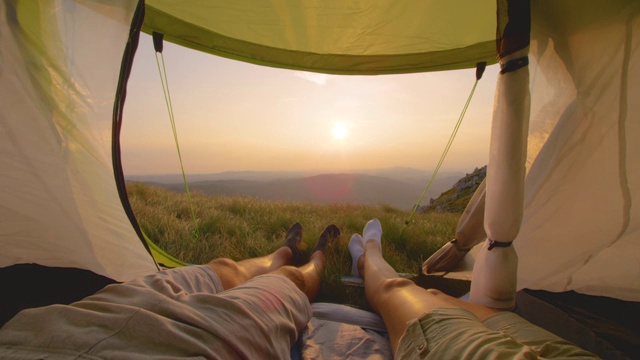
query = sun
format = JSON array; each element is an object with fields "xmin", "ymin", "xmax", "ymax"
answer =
[{"xmin": 332, "ymin": 122, "xmax": 348, "ymax": 140}]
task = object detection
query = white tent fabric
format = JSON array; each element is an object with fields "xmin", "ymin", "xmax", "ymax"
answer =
[
  {"xmin": 0, "ymin": 1, "xmax": 157, "ymax": 281},
  {"xmin": 515, "ymin": 0, "xmax": 640, "ymax": 301}
]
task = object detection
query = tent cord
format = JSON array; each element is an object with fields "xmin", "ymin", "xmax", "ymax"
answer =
[
  {"xmin": 155, "ymin": 51, "xmax": 200, "ymax": 240},
  {"xmin": 404, "ymin": 64, "xmax": 485, "ymax": 227}
]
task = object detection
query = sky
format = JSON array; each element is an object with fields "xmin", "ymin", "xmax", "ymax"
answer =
[{"xmin": 122, "ymin": 34, "xmax": 498, "ymax": 175}]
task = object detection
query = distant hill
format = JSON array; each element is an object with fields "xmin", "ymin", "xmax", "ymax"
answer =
[
  {"xmin": 126, "ymin": 171, "xmax": 310, "ymax": 184},
  {"xmin": 126, "ymin": 167, "xmax": 462, "ymax": 185},
  {"xmin": 129, "ymin": 168, "xmax": 466, "ymax": 210}
]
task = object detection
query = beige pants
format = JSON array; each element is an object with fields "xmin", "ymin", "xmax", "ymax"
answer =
[
  {"xmin": 0, "ymin": 266, "xmax": 311, "ymax": 359},
  {"xmin": 396, "ymin": 307, "xmax": 599, "ymax": 359}
]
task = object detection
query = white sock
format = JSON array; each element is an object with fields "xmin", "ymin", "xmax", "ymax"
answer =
[
  {"xmin": 348, "ymin": 234, "xmax": 365, "ymax": 276},
  {"xmin": 363, "ymin": 218, "xmax": 383, "ymax": 250}
]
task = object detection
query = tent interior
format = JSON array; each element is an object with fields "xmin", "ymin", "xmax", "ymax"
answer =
[{"xmin": 1, "ymin": 0, "xmax": 639, "ymax": 358}]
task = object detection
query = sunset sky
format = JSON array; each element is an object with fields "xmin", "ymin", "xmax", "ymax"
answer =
[{"xmin": 122, "ymin": 34, "xmax": 498, "ymax": 175}]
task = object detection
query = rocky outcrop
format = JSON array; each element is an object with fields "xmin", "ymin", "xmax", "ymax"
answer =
[{"xmin": 418, "ymin": 166, "xmax": 486, "ymax": 213}]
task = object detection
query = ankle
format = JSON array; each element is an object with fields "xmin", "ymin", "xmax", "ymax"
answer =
[
  {"xmin": 365, "ymin": 239, "xmax": 381, "ymax": 251},
  {"xmin": 275, "ymin": 246, "xmax": 294, "ymax": 267},
  {"xmin": 357, "ymin": 256, "xmax": 365, "ymax": 278},
  {"xmin": 309, "ymin": 250, "xmax": 325, "ymax": 266}
]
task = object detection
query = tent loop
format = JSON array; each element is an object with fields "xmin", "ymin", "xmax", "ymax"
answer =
[
  {"xmin": 153, "ymin": 32, "xmax": 200, "ymax": 240},
  {"xmin": 152, "ymin": 31, "xmax": 164, "ymax": 53},
  {"xmin": 487, "ymin": 239, "xmax": 512, "ymax": 251},
  {"xmin": 403, "ymin": 61, "xmax": 487, "ymax": 227},
  {"xmin": 500, "ymin": 56, "xmax": 528, "ymax": 74}
]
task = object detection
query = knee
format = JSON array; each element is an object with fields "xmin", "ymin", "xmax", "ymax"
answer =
[
  {"xmin": 368, "ymin": 278, "xmax": 416, "ymax": 308},
  {"xmin": 426, "ymin": 288, "xmax": 445, "ymax": 296},
  {"xmin": 376, "ymin": 277, "xmax": 416, "ymax": 302},
  {"xmin": 207, "ymin": 258, "xmax": 247, "ymax": 288},
  {"xmin": 208, "ymin": 258, "xmax": 240, "ymax": 273},
  {"xmin": 272, "ymin": 266, "xmax": 305, "ymax": 291}
]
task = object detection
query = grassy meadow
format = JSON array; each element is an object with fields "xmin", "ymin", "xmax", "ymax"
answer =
[{"xmin": 127, "ymin": 182, "xmax": 460, "ymax": 308}]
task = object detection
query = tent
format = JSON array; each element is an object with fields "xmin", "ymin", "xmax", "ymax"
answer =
[{"xmin": 1, "ymin": 0, "xmax": 638, "ymax": 357}]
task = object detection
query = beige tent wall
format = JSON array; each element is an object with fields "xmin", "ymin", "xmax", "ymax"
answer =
[
  {"xmin": 515, "ymin": 0, "xmax": 640, "ymax": 301},
  {"xmin": 0, "ymin": 0, "xmax": 157, "ymax": 281}
]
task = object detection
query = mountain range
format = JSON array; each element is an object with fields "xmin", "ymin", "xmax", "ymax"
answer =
[{"xmin": 127, "ymin": 167, "xmax": 466, "ymax": 210}]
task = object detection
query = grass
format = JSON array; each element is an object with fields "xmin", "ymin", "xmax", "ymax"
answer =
[{"xmin": 127, "ymin": 182, "xmax": 460, "ymax": 309}]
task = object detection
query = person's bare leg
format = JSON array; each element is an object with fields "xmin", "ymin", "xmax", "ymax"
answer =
[
  {"xmin": 207, "ymin": 223, "xmax": 303, "ymax": 290},
  {"xmin": 209, "ymin": 223, "xmax": 339, "ymax": 300},
  {"xmin": 272, "ymin": 224, "xmax": 340, "ymax": 301},
  {"xmin": 358, "ymin": 237, "xmax": 499, "ymax": 355},
  {"xmin": 272, "ymin": 250, "xmax": 324, "ymax": 301},
  {"xmin": 207, "ymin": 246, "xmax": 293, "ymax": 290}
]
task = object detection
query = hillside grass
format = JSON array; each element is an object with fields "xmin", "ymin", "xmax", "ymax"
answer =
[
  {"xmin": 425, "ymin": 186, "xmax": 477, "ymax": 213},
  {"xmin": 127, "ymin": 182, "xmax": 460, "ymax": 309}
]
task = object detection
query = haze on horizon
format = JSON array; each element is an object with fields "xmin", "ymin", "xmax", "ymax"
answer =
[{"xmin": 122, "ymin": 34, "xmax": 498, "ymax": 176}]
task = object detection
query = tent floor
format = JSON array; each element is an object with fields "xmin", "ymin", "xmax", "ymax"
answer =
[{"xmin": 419, "ymin": 271, "xmax": 639, "ymax": 359}]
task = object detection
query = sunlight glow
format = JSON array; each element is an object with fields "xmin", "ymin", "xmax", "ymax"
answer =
[
  {"xmin": 332, "ymin": 122, "xmax": 348, "ymax": 140},
  {"xmin": 123, "ymin": 34, "xmax": 497, "ymax": 174}
]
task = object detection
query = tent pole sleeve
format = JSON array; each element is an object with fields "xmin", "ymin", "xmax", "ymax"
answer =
[
  {"xmin": 469, "ymin": 0, "xmax": 530, "ymax": 309},
  {"xmin": 111, "ymin": 0, "xmax": 159, "ymax": 269},
  {"xmin": 469, "ymin": 47, "xmax": 530, "ymax": 309}
]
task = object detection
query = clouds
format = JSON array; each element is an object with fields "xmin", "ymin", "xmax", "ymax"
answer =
[{"xmin": 295, "ymin": 71, "xmax": 330, "ymax": 85}]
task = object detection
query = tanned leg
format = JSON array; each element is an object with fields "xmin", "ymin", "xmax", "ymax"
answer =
[
  {"xmin": 207, "ymin": 223, "xmax": 339, "ymax": 302},
  {"xmin": 206, "ymin": 246, "xmax": 293, "ymax": 290},
  {"xmin": 206, "ymin": 223, "xmax": 303, "ymax": 290},
  {"xmin": 272, "ymin": 250, "xmax": 324, "ymax": 301},
  {"xmin": 359, "ymin": 240, "xmax": 499, "ymax": 355},
  {"xmin": 272, "ymin": 224, "xmax": 339, "ymax": 301}
]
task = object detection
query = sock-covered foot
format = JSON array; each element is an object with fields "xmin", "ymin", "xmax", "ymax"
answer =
[
  {"xmin": 283, "ymin": 222, "xmax": 304, "ymax": 266},
  {"xmin": 312, "ymin": 224, "xmax": 340, "ymax": 254},
  {"xmin": 363, "ymin": 218, "xmax": 383, "ymax": 250},
  {"xmin": 348, "ymin": 234, "xmax": 364, "ymax": 277}
]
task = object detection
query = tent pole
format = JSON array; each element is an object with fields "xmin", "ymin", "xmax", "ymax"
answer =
[{"xmin": 111, "ymin": 0, "xmax": 159, "ymax": 269}]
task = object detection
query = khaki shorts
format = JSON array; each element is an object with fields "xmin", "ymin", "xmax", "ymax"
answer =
[
  {"xmin": 396, "ymin": 307, "xmax": 599, "ymax": 359},
  {"xmin": 0, "ymin": 266, "xmax": 312, "ymax": 359}
]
